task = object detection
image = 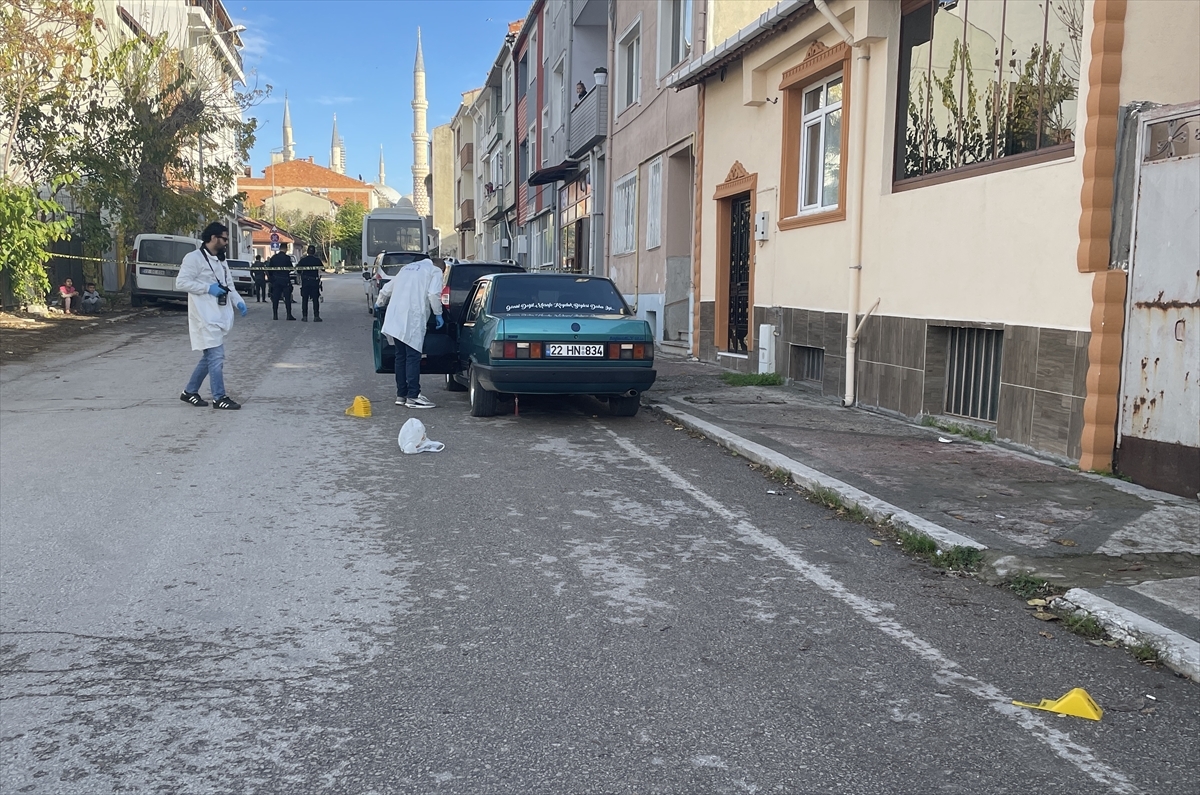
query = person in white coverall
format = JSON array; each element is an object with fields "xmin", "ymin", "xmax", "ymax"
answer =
[
  {"xmin": 176, "ymin": 221, "xmax": 248, "ymax": 410},
  {"xmin": 375, "ymin": 258, "xmax": 443, "ymax": 408}
]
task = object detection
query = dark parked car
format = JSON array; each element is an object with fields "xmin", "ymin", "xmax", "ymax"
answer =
[
  {"xmin": 451, "ymin": 273, "xmax": 655, "ymax": 417},
  {"xmin": 372, "ymin": 259, "xmax": 524, "ymax": 386}
]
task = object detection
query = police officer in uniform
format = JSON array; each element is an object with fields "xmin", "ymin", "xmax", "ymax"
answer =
[
  {"xmin": 268, "ymin": 243, "xmax": 296, "ymax": 321},
  {"xmin": 250, "ymin": 254, "xmax": 267, "ymax": 302},
  {"xmin": 296, "ymin": 245, "xmax": 323, "ymax": 322}
]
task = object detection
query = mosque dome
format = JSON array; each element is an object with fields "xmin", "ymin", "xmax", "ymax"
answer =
[{"xmin": 374, "ymin": 183, "xmax": 402, "ymax": 207}]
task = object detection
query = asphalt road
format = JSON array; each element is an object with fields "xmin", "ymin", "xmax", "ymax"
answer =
[{"xmin": 2, "ymin": 276, "xmax": 1197, "ymax": 795}]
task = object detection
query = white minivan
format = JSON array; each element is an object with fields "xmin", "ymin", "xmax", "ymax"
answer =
[{"xmin": 129, "ymin": 234, "xmax": 201, "ymax": 306}]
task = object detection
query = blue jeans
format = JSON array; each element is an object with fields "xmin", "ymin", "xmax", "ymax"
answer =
[
  {"xmin": 185, "ymin": 344, "xmax": 226, "ymax": 399},
  {"xmin": 394, "ymin": 341, "xmax": 421, "ymax": 399}
]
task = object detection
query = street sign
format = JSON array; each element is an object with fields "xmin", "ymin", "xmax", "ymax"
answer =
[
  {"xmin": 270, "ymin": 232, "xmax": 280, "ymax": 244},
  {"xmin": 270, "ymin": 242, "xmax": 280, "ymax": 252}
]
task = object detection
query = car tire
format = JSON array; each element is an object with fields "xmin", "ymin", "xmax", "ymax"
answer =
[
  {"xmin": 468, "ymin": 366, "xmax": 496, "ymax": 417},
  {"xmin": 445, "ymin": 373, "xmax": 467, "ymax": 392},
  {"xmin": 609, "ymin": 394, "xmax": 640, "ymax": 417}
]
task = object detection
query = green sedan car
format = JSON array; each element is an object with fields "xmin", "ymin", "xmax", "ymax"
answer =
[{"xmin": 452, "ymin": 273, "xmax": 656, "ymax": 417}]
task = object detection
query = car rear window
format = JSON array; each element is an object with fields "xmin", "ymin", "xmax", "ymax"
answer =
[
  {"xmin": 138, "ymin": 240, "xmax": 197, "ymax": 265},
  {"xmin": 447, "ymin": 264, "xmax": 523, "ymax": 309},
  {"xmin": 490, "ymin": 276, "xmax": 628, "ymax": 315},
  {"xmin": 381, "ymin": 252, "xmax": 425, "ymax": 274}
]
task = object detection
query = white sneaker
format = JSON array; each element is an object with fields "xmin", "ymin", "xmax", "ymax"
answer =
[
  {"xmin": 395, "ymin": 397, "xmax": 407, "ymax": 406},
  {"xmin": 406, "ymin": 395, "xmax": 436, "ymax": 409}
]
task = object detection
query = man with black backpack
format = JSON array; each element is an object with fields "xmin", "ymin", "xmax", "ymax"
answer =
[{"xmin": 268, "ymin": 243, "xmax": 296, "ymax": 321}]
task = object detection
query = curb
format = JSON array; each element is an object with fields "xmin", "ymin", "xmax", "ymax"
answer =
[
  {"xmin": 651, "ymin": 404, "xmax": 987, "ymax": 551},
  {"xmin": 1054, "ymin": 589, "xmax": 1200, "ymax": 681}
]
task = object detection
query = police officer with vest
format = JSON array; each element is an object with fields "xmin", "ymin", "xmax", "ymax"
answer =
[
  {"xmin": 268, "ymin": 243, "xmax": 296, "ymax": 321},
  {"xmin": 296, "ymin": 245, "xmax": 323, "ymax": 322}
]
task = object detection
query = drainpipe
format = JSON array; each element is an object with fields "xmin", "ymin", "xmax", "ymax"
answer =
[{"xmin": 814, "ymin": 0, "xmax": 871, "ymax": 408}]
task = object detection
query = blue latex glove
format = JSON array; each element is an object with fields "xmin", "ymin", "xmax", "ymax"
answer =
[
  {"xmin": 434, "ymin": 314, "xmax": 444, "ymax": 329},
  {"xmin": 206, "ymin": 283, "xmax": 225, "ymax": 297},
  {"xmin": 237, "ymin": 301, "xmax": 248, "ymax": 317}
]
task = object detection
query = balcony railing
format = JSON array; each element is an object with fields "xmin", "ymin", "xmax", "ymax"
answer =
[
  {"xmin": 459, "ymin": 143, "xmax": 474, "ymax": 172},
  {"xmin": 484, "ymin": 114, "xmax": 503, "ymax": 151},
  {"xmin": 482, "ymin": 185, "xmax": 504, "ymax": 218},
  {"xmin": 568, "ymin": 85, "xmax": 607, "ymax": 158},
  {"xmin": 457, "ymin": 199, "xmax": 475, "ymax": 229},
  {"xmin": 187, "ymin": 0, "xmax": 243, "ymax": 74}
]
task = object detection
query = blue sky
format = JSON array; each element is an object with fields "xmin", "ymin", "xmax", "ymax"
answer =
[{"xmin": 232, "ymin": 0, "xmax": 531, "ymax": 187}]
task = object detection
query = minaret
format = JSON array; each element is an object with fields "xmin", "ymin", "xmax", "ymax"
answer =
[
  {"xmin": 411, "ymin": 28, "xmax": 430, "ymax": 216},
  {"xmin": 330, "ymin": 114, "xmax": 345, "ymax": 175},
  {"xmin": 281, "ymin": 92, "xmax": 295, "ymax": 162},
  {"xmin": 378, "ymin": 145, "xmax": 386, "ymax": 185}
]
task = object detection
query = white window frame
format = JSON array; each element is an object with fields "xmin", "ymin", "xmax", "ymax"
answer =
[
  {"xmin": 552, "ymin": 55, "xmax": 566, "ymax": 132},
  {"xmin": 798, "ymin": 71, "xmax": 844, "ymax": 215},
  {"xmin": 528, "ymin": 123, "xmax": 538, "ymax": 178},
  {"xmin": 611, "ymin": 170, "xmax": 638, "ymax": 255},
  {"xmin": 658, "ymin": 0, "xmax": 693, "ymax": 76},
  {"xmin": 617, "ymin": 20, "xmax": 641, "ymax": 112},
  {"xmin": 541, "ymin": 107, "xmax": 550, "ymax": 166},
  {"xmin": 645, "ymin": 156, "xmax": 663, "ymax": 250}
]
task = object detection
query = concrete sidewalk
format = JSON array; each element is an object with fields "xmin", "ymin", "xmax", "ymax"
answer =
[{"xmin": 647, "ymin": 358, "xmax": 1200, "ymax": 680}]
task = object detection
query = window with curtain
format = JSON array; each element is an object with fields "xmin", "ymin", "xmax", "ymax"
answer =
[
  {"xmin": 611, "ymin": 171, "xmax": 637, "ymax": 255},
  {"xmin": 645, "ymin": 157, "xmax": 663, "ymax": 249},
  {"xmin": 895, "ymin": 0, "xmax": 1082, "ymax": 182}
]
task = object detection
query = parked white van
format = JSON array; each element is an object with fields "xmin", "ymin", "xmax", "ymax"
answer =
[{"xmin": 129, "ymin": 234, "xmax": 201, "ymax": 306}]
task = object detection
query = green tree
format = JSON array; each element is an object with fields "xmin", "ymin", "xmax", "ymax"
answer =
[
  {"xmin": 335, "ymin": 201, "xmax": 365, "ymax": 265},
  {"xmin": 0, "ymin": 179, "xmax": 74, "ymax": 304}
]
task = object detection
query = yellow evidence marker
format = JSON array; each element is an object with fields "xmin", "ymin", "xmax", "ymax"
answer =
[
  {"xmin": 1013, "ymin": 688, "xmax": 1103, "ymax": 721},
  {"xmin": 345, "ymin": 396, "xmax": 372, "ymax": 418}
]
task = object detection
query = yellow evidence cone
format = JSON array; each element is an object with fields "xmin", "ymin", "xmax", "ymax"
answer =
[
  {"xmin": 1013, "ymin": 688, "xmax": 1103, "ymax": 721},
  {"xmin": 345, "ymin": 396, "xmax": 372, "ymax": 418}
]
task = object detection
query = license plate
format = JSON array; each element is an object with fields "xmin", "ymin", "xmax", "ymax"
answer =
[
  {"xmin": 140, "ymin": 267, "xmax": 175, "ymax": 277},
  {"xmin": 546, "ymin": 343, "xmax": 604, "ymax": 357}
]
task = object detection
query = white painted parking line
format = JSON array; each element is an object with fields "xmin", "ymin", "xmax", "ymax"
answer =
[{"xmin": 601, "ymin": 424, "xmax": 1140, "ymax": 795}]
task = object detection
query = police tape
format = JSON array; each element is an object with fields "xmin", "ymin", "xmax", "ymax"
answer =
[{"xmin": 43, "ymin": 252, "xmax": 119, "ymax": 264}]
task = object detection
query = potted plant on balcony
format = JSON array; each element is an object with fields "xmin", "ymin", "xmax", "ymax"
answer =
[{"xmin": 593, "ymin": 67, "xmax": 607, "ymax": 87}]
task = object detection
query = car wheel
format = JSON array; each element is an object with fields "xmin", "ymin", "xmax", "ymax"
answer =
[
  {"xmin": 445, "ymin": 373, "xmax": 467, "ymax": 392},
  {"xmin": 609, "ymin": 394, "xmax": 640, "ymax": 417},
  {"xmin": 468, "ymin": 366, "xmax": 496, "ymax": 417}
]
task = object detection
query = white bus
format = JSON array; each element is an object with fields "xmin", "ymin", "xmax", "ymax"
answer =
[{"xmin": 361, "ymin": 199, "xmax": 429, "ymax": 271}]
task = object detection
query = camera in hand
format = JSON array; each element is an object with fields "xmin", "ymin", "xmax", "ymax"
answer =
[{"xmin": 216, "ymin": 284, "xmax": 230, "ymax": 306}]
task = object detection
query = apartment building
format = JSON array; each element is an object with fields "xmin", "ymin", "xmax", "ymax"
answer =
[
  {"xmin": 469, "ymin": 30, "xmax": 520, "ymax": 261},
  {"xmin": 670, "ymin": 0, "xmax": 1199, "ymax": 495},
  {"xmin": 451, "ymin": 89, "xmax": 484, "ymax": 260}
]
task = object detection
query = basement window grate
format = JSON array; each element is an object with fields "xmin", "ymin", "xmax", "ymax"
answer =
[
  {"xmin": 944, "ymin": 327, "xmax": 1002, "ymax": 422},
  {"xmin": 791, "ymin": 344, "xmax": 824, "ymax": 383}
]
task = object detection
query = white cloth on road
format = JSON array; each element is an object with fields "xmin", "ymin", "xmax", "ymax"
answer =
[
  {"xmin": 375, "ymin": 258, "xmax": 442, "ymax": 351},
  {"xmin": 175, "ymin": 248, "xmax": 245, "ymax": 351},
  {"xmin": 398, "ymin": 417, "xmax": 444, "ymax": 454}
]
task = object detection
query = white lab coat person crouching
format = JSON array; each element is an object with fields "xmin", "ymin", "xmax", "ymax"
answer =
[
  {"xmin": 175, "ymin": 233, "xmax": 248, "ymax": 410},
  {"xmin": 375, "ymin": 258, "xmax": 443, "ymax": 407}
]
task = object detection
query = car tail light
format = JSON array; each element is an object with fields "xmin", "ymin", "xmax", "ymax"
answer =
[
  {"xmin": 491, "ymin": 341, "xmax": 544, "ymax": 359},
  {"xmin": 608, "ymin": 343, "xmax": 652, "ymax": 360},
  {"xmin": 441, "ymin": 285, "xmax": 451, "ymax": 306}
]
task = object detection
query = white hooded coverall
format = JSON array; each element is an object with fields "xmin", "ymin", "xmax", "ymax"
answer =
[
  {"xmin": 175, "ymin": 248, "xmax": 244, "ymax": 350},
  {"xmin": 376, "ymin": 259, "xmax": 443, "ymax": 351}
]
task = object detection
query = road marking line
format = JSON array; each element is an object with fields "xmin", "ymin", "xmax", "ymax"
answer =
[{"xmin": 601, "ymin": 425, "xmax": 1140, "ymax": 795}]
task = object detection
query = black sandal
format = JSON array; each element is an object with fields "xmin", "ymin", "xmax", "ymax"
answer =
[
  {"xmin": 212, "ymin": 396, "xmax": 241, "ymax": 410},
  {"xmin": 180, "ymin": 391, "xmax": 208, "ymax": 407}
]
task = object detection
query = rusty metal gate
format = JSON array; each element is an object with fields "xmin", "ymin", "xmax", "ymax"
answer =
[{"xmin": 1117, "ymin": 103, "xmax": 1200, "ymax": 498}]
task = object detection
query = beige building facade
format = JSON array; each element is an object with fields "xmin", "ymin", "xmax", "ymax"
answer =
[
  {"xmin": 606, "ymin": 0, "xmax": 706, "ymax": 350},
  {"xmin": 431, "ymin": 123, "xmax": 456, "ymax": 256},
  {"xmin": 673, "ymin": 0, "xmax": 1199, "ymax": 491}
]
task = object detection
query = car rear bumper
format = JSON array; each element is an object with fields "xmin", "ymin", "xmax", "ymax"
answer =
[
  {"xmin": 475, "ymin": 364, "xmax": 656, "ymax": 395},
  {"xmin": 130, "ymin": 286, "xmax": 187, "ymax": 301}
]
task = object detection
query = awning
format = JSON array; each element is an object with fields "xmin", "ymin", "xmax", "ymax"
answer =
[{"xmin": 528, "ymin": 159, "xmax": 579, "ymax": 186}]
